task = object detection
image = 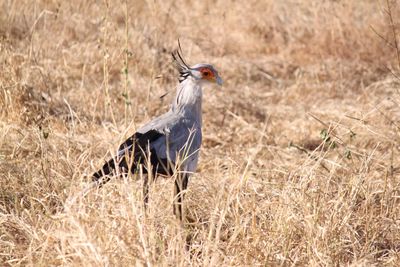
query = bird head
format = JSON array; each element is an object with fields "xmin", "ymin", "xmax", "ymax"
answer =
[
  {"xmin": 189, "ymin": 63, "xmax": 223, "ymax": 86},
  {"xmin": 172, "ymin": 44, "xmax": 223, "ymax": 86}
]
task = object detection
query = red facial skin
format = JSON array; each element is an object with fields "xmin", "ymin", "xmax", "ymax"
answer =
[{"xmin": 200, "ymin": 67, "xmax": 216, "ymax": 81}]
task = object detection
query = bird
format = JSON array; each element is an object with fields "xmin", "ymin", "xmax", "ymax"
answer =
[{"xmin": 92, "ymin": 44, "xmax": 223, "ymax": 220}]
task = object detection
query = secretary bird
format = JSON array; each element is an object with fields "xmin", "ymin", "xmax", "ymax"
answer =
[{"xmin": 92, "ymin": 45, "xmax": 222, "ymax": 220}]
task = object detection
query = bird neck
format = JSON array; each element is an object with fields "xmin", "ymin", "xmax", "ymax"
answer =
[{"xmin": 172, "ymin": 78, "xmax": 203, "ymax": 124}]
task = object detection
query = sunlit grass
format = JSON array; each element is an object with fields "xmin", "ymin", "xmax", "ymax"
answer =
[{"xmin": 1, "ymin": 0, "xmax": 400, "ymax": 266}]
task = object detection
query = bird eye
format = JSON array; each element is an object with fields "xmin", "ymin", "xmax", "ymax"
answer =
[{"xmin": 203, "ymin": 71, "xmax": 209, "ymax": 76}]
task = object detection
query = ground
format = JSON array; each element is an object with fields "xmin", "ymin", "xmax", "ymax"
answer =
[{"xmin": 1, "ymin": 0, "xmax": 400, "ymax": 266}]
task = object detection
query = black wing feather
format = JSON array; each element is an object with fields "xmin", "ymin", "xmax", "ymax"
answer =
[{"xmin": 92, "ymin": 129, "xmax": 172, "ymax": 185}]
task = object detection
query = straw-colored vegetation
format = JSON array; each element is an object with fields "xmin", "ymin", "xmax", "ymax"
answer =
[{"xmin": 1, "ymin": 0, "xmax": 400, "ymax": 266}]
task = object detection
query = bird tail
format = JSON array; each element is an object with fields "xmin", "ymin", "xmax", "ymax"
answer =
[
  {"xmin": 92, "ymin": 157, "xmax": 118, "ymax": 186},
  {"xmin": 66, "ymin": 157, "xmax": 120, "ymax": 208}
]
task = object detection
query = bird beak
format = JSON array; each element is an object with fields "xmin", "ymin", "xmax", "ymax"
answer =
[{"xmin": 216, "ymin": 76, "xmax": 223, "ymax": 86}]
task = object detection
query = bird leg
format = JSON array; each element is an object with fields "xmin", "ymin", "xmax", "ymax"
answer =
[
  {"xmin": 143, "ymin": 175, "xmax": 148, "ymax": 204},
  {"xmin": 173, "ymin": 174, "xmax": 189, "ymax": 221},
  {"xmin": 142, "ymin": 172, "xmax": 153, "ymax": 212}
]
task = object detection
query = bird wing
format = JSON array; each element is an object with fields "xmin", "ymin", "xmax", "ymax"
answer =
[
  {"xmin": 92, "ymin": 128, "xmax": 168, "ymax": 183},
  {"xmin": 140, "ymin": 121, "xmax": 202, "ymax": 169},
  {"xmin": 92, "ymin": 112, "xmax": 201, "ymax": 183}
]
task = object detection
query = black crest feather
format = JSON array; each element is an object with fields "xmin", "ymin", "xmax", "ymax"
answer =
[{"xmin": 172, "ymin": 39, "xmax": 191, "ymax": 83}]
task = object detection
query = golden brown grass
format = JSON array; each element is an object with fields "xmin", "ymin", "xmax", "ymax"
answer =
[{"xmin": 1, "ymin": 0, "xmax": 400, "ymax": 265}]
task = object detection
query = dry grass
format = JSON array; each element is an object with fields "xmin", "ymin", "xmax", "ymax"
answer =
[{"xmin": 1, "ymin": 0, "xmax": 400, "ymax": 266}]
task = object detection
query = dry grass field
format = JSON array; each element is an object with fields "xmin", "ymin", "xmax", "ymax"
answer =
[{"xmin": 1, "ymin": 0, "xmax": 400, "ymax": 266}]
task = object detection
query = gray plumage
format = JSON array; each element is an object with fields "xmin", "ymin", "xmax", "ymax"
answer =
[{"xmin": 92, "ymin": 48, "xmax": 222, "ymax": 220}]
